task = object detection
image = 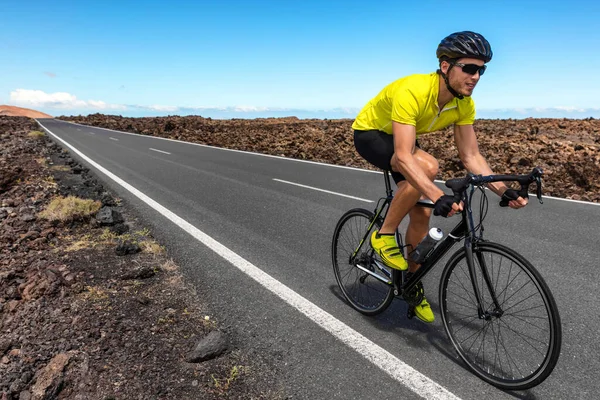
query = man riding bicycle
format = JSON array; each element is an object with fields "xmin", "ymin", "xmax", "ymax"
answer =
[{"xmin": 352, "ymin": 31, "xmax": 528, "ymax": 323}]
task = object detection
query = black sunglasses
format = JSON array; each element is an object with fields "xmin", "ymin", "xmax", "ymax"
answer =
[{"xmin": 453, "ymin": 62, "xmax": 487, "ymax": 76}]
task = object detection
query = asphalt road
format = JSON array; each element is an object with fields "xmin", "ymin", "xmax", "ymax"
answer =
[{"xmin": 37, "ymin": 119, "xmax": 600, "ymax": 399}]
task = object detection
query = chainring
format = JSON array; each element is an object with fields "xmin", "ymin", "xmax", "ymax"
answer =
[{"xmin": 403, "ymin": 281, "xmax": 424, "ymax": 307}]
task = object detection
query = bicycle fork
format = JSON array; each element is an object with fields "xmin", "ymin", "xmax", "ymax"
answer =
[{"xmin": 465, "ymin": 239, "xmax": 503, "ymax": 320}]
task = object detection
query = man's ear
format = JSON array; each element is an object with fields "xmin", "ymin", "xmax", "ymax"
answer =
[{"xmin": 440, "ymin": 60, "xmax": 450, "ymax": 74}]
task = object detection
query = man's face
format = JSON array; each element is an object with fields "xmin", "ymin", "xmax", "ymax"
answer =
[{"xmin": 443, "ymin": 58, "xmax": 486, "ymax": 97}]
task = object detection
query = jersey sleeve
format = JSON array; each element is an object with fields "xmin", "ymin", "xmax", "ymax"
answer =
[
  {"xmin": 455, "ymin": 97, "xmax": 476, "ymax": 125},
  {"xmin": 391, "ymin": 87, "xmax": 420, "ymax": 126}
]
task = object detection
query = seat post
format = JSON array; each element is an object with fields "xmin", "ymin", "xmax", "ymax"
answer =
[{"xmin": 384, "ymin": 170, "xmax": 394, "ymax": 199}]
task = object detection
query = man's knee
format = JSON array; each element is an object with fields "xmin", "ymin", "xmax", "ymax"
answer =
[
  {"xmin": 390, "ymin": 150, "xmax": 439, "ymax": 180},
  {"xmin": 414, "ymin": 151, "xmax": 439, "ymax": 180}
]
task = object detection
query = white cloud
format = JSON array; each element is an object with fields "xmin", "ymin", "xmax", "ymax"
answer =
[
  {"xmin": 147, "ymin": 105, "xmax": 179, "ymax": 112},
  {"xmin": 553, "ymin": 106, "xmax": 588, "ymax": 113},
  {"xmin": 7, "ymin": 90, "xmax": 360, "ymax": 117},
  {"xmin": 526, "ymin": 106, "xmax": 599, "ymax": 114},
  {"xmin": 10, "ymin": 89, "xmax": 126, "ymax": 111},
  {"xmin": 233, "ymin": 106, "xmax": 272, "ymax": 112},
  {"xmin": 478, "ymin": 107, "xmax": 600, "ymax": 119}
]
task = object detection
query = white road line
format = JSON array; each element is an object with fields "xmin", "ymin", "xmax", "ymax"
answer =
[
  {"xmin": 57, "ymin": 119, "xmax": 600, "ymax": 207},
  {"xmin": 37, "ymin": 121, "xmax": 460, "ymax": 400},
  {"xmin": 273, "ymin": 178, "xmax": 373, "ymax": 203},
  {"xmin": 149, "ymin": 148, "xmax": 171, "ymax": 155},
  {"xmin": 89, "ymin": 132, "xmax": 95, "ymax": 135},
  {"xmin": 109, "ymin": 137, "xmax": 119, "ymax": 141}
]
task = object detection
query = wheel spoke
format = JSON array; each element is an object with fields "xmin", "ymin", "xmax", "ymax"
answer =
[
  {"xmin": 504, "ymin": 312, "xmax": 549, "ymax": 332},
  {"xmin": 497, "ymin": 318, "xmax": 549, "ymax": 355},
  {"xmin": 502, "ymin": 292, "xmax": 542, "ymax": 314},
  {"xmin": 446, "ymin": 288, "xmax": 478, "ymax": 308}
]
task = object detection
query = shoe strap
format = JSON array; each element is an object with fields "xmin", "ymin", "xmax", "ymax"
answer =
[{"xmin": 380, "ymin": 245, "xmax": 402, "ymax": 257}]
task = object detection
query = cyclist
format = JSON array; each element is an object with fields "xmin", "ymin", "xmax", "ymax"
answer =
[{"xmin": 352, "ymin": 31, "xmax": 528, "ymax": 323}]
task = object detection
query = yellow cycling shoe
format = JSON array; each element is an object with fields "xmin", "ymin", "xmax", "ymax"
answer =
[
  {"xmin": 413, "ymin": 296, "xmax": 435, "ymax": 323},
  {"xmin": 370, "ymin": 231, "xmax": 408, "ymax": 270}
]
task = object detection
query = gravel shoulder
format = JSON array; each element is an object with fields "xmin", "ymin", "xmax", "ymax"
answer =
[{"xmin": 0, "ymin": 117, "xmax": 283, "ymax": 400}]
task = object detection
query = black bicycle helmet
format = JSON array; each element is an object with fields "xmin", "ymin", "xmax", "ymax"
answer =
[
  {"xmin": 436, "ymin": 31, "xmax": 493, "ymax": 63},
  {"xmin": 436, "ymin": 31, "xmax": 492, "ymax": 99}
]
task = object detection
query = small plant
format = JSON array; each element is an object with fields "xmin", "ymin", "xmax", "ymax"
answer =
[
  {"xmin": 211, "ymin": 365, "xmax": 244, "ymax": 392},
  {"xmin": 81, "ymin": 286, "xmax": 109, "ymax": 302},
  {"xmin": 66, "ymin": 234, "xmax": 95, "ymax": 251},
  {"xmin": 157, "ymin": 315, "xmax": 175, "ymax": 324},
  {"xmin": 39, "ymin": 195, "xmax": 102, "ymax": 222},
  {"xmin": 42, "ymin": 175, "xmax": 58, "ymax": 188},
  {"xmin": 28, "ymin": 130, "xmax": 45, "ymax": 138},
  {"xmin": 202, "ymin": 315, "xmax": 218, "ymax": 329},
  {"xmin": 99, "ymin": 228, "xmax": 120, "ymax": 242},
  {"xmin": 161, "ymin": 259, "xmax": 178, "ymax": 272},
  {"xmin": 134, "ymin": 227, "xmax": 151, "ymax": 236},
  {"xmin": 140, "ymin": 240, "xmax": 165, "ymax": 256}
]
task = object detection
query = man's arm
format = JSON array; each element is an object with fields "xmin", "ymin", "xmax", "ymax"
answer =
[{"xmin": 454, "ymin": 124, "xmax": 527, "ymax": 207}]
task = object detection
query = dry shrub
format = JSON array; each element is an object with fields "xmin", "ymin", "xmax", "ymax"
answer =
[
  {"xmin": 39, "ymin": 195, "xmax": 102, "ymax": 222},
  {"xmin": 140, "ymin": 240, "xmax": 165, "ymax": 256},
  {"xmin": 161, "ymin": 259, "xmax": 178, "ymax": 272},
  {"xmin": 28, "ymin": 130, "xmax": 45, "ymax": 138}
]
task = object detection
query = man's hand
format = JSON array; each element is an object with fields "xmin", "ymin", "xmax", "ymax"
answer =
[
  {"xmin": 434, "ymin": 195, "xmax": 463, "ymax": 217},
  {"xmin": 501, "ymin": 188, "xmax": 528, "ymax": 209}
]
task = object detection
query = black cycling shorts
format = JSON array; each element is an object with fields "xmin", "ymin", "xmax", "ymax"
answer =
[{"xmin": 353, "ymin": 129, "xmax": 419, "ymax": 184}]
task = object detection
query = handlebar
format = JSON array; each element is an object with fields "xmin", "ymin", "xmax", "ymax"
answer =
[{"xmin": 445, "ymin": 167, "xmax": 544, "ymax": 206}]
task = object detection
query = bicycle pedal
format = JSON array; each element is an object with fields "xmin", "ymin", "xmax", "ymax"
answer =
[{"xmin": 407, "ymin": 307, "xmax": 415, "ymax": 319}]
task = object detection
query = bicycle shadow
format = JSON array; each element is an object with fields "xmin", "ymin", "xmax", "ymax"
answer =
[{"xmin": 328, "ymin": 284, "xmax": 541, "ymax": 399}]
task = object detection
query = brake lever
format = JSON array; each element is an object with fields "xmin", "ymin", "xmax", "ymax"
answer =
[{"xmin": 453, "ymin": 189, "xmax": 463, "ymax": 205}]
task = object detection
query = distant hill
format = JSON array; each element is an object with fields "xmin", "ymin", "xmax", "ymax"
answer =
[{"xmin": 0, "ymin": 105, "xmax": 52, "ymax": 118}]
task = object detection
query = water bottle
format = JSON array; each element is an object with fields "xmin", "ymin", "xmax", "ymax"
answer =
[{"xmin": 409, "ymin": 228, "xmax": 443, "ymax": 264}]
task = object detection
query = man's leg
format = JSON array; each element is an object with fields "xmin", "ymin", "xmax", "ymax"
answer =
[
  {"xmin": 356, "ymin": 129, "xmax": 439, "ymax": 270},
  {"xmin": 388, "ymin": 149, "xmax": 439, "ymax": 323},
  {"xmin": 403, "ymin": 205, "xmax": 436, "ymax": 323},
  {"xmin": 380, "ymin": 148, "xmax": 439, "ymax": 236},
  {"xmin": 406, "ymin": 206, "xmax": 432, "ymax": 273},
  {"xmin": 378, "ymin": 180, "xmax": 421, "ymax": 234}
]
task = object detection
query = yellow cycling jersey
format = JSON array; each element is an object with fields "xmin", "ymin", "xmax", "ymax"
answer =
[{"xmin": 351, "ymin": 72, "xmax": 476, "ymax": 136}]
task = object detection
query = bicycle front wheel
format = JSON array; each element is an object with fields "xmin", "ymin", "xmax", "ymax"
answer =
[
  {"xmin": 332, "ymin": 208, "xmax": 396, "ymax": 315},
  {"xmin": 440, "ymin": 242, "xmax": 561, "ymax": 390}
]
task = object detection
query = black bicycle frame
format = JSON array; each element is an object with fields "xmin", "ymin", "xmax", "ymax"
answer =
[
  {"xmin": 349, "ymin": 174, "xmax": 395, "ymax": 262},
  {"xmin": 375, "ymin": 171, "xmax": 502, "ymax": 318}
]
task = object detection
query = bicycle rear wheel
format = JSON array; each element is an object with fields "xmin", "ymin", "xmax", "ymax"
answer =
[
  {"xmin": 440, "ymin": 241, "xmax": 561, "ymax": 390},
  {"xmin": 332, "ymin": 208, "xmax": 396, "ymax": 315}
]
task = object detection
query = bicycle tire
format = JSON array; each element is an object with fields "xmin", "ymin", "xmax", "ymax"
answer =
[
  {"xmin": 332, "ymin": 208, "xmax": 396, "ymax": 315},
  {"xmin": 439, "ymin": 241, "xmax": 561, "ymax": 390}
]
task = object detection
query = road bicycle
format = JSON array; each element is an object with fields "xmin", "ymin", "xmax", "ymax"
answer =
[{"xmin": 331, "ymin": 167, "xmax": 561, "ymax": 390}]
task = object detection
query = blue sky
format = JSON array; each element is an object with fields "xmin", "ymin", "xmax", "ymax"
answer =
[{"xmin": 2, "ymin": 0, "xmax": 599, "ymax": 119}]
